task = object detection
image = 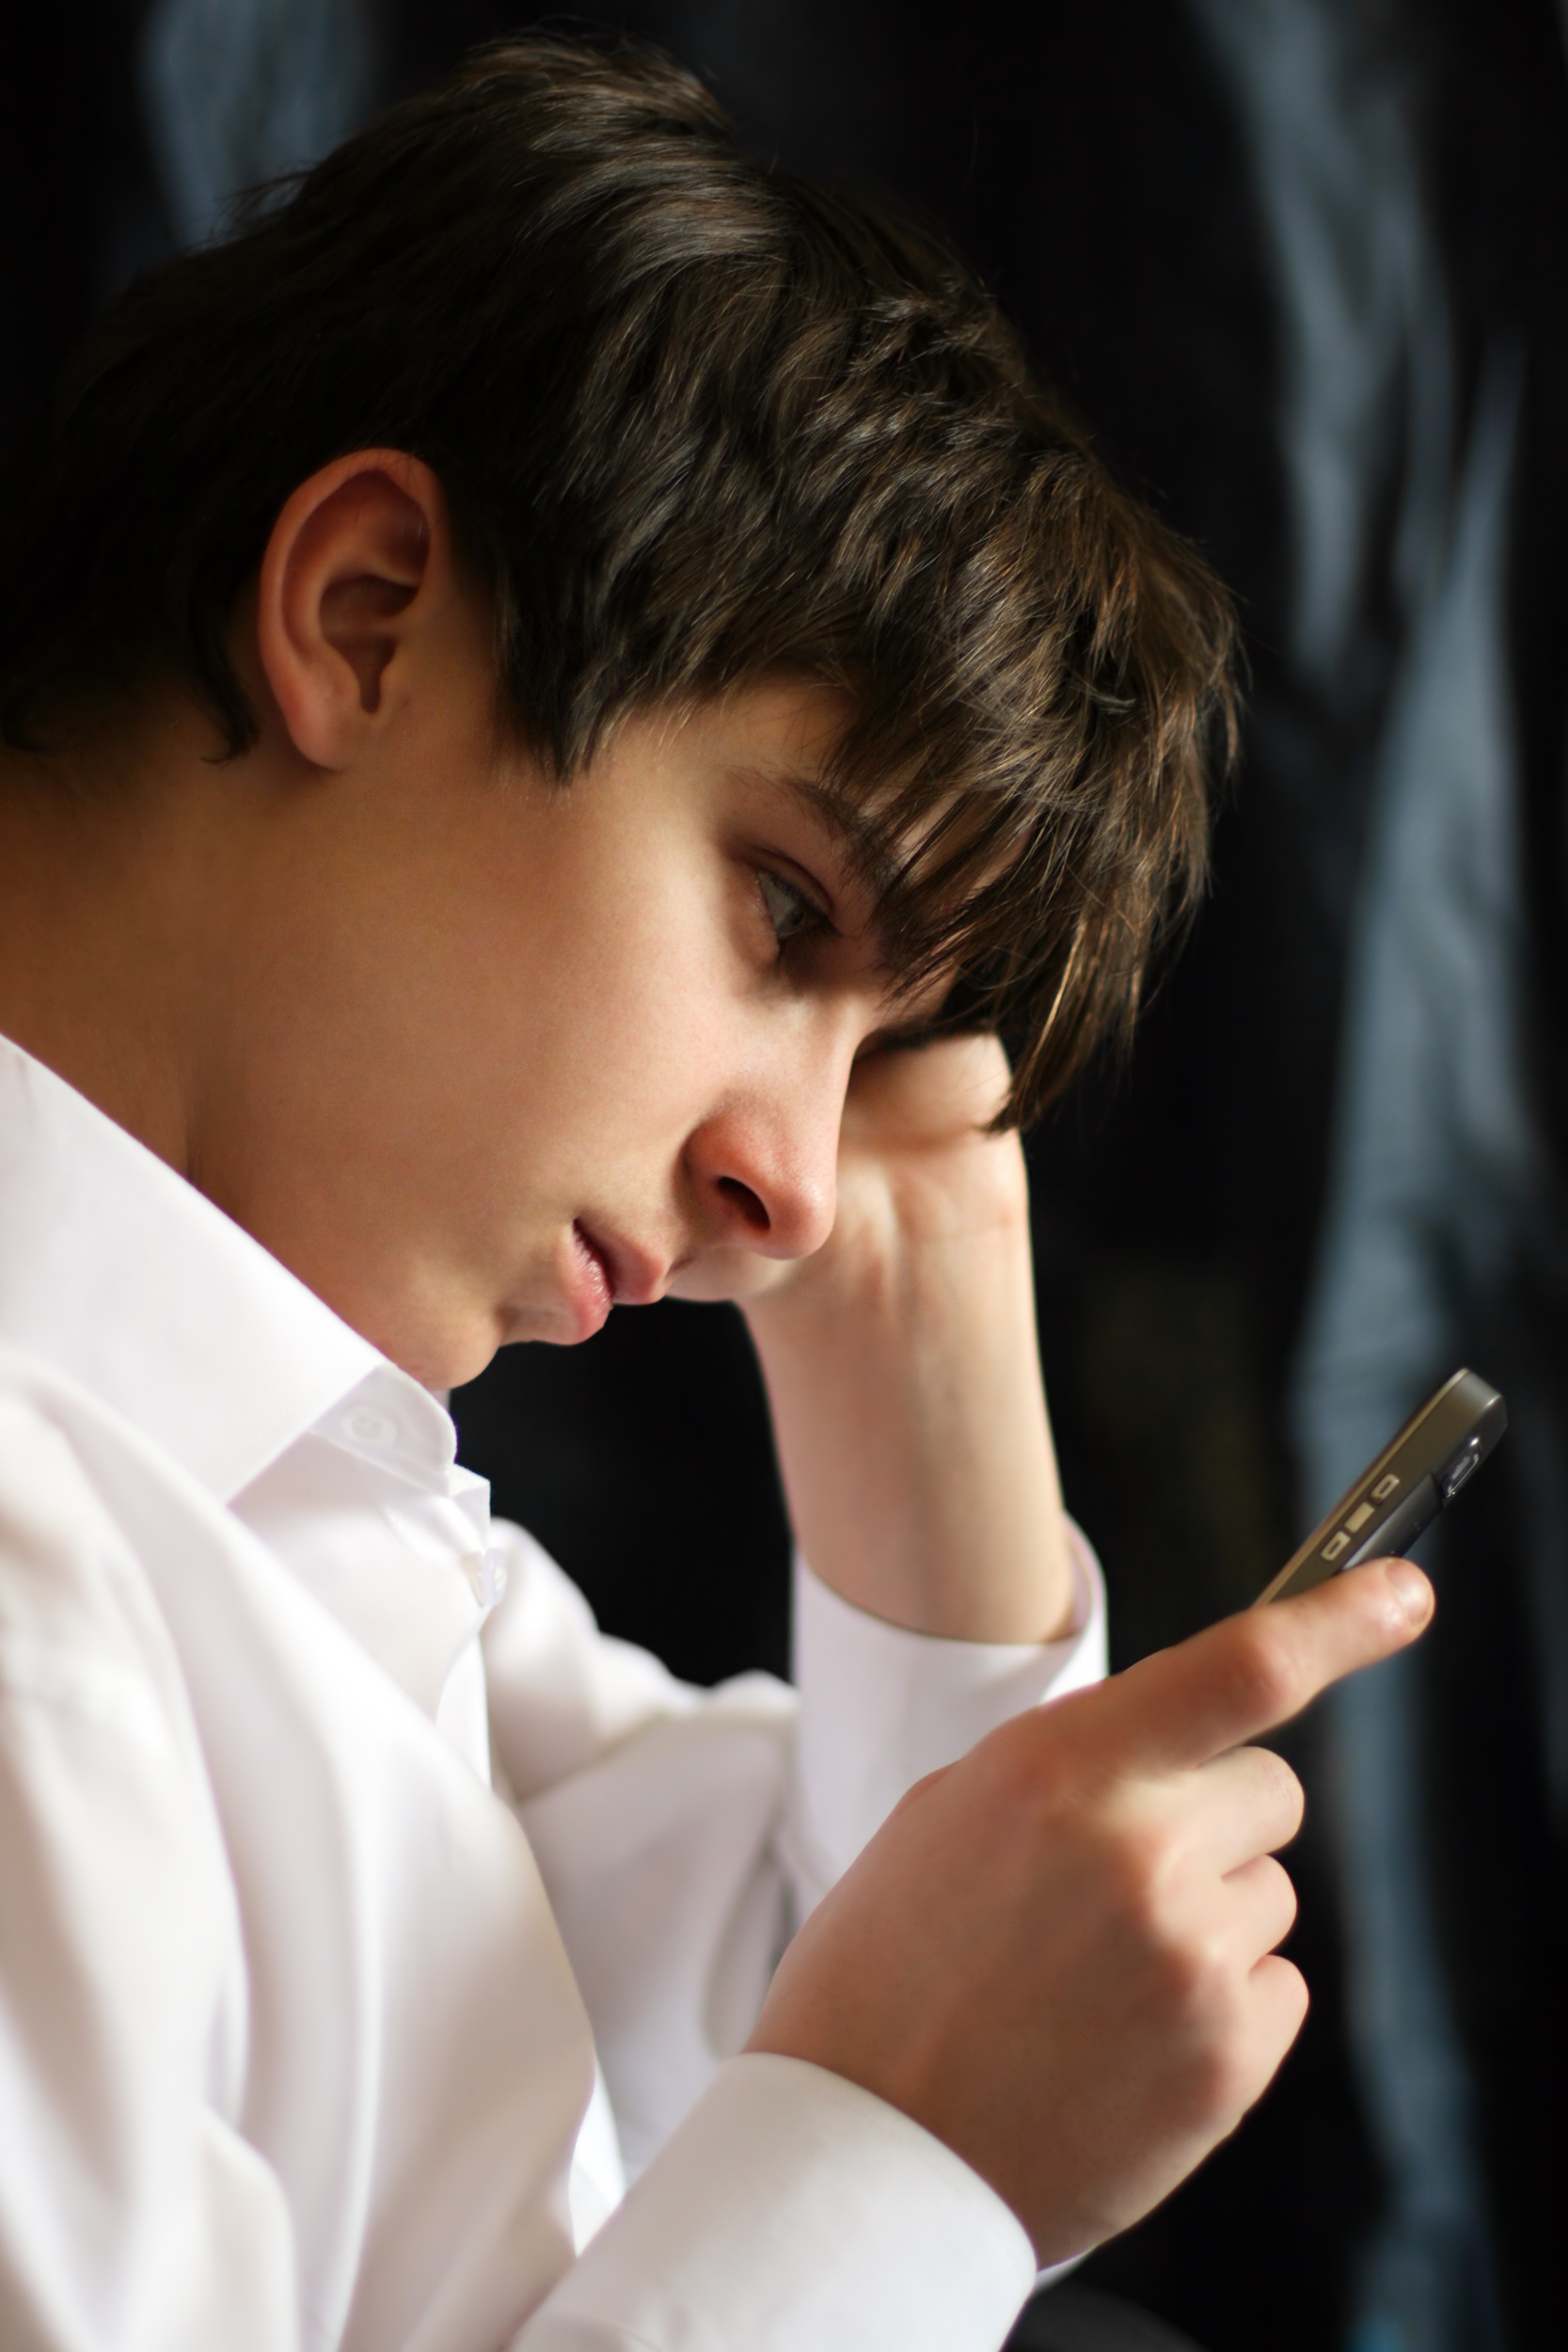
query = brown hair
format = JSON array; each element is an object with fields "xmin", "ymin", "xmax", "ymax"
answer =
[{"xmin": 0, "ymin": 34, "xmax": 1235, "ymax": 1123}]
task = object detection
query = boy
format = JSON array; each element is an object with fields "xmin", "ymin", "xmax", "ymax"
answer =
[{"xmin": 0, "ymin": 37, "xmax": 1432, "ymax": 2352}]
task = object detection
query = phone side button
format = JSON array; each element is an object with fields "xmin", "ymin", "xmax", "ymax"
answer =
[
  {"xmin": 1441, "ymin": 1442, "xmax": 1481, "ymax": 1502},
  {"xmin": 1322, "ymin": 1532, "xmax": 1352, "ymax": 1562},
  {"xmin": 1366, "ymin": 1472, "xmax": 1440, "ymax": 1561}
]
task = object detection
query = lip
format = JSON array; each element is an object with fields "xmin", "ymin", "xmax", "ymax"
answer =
[{"xmin": 561, "ymin": 1219, "xmax": 665, "ymax": 1341}]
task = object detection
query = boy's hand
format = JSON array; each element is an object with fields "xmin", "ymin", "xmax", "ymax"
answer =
[
  {"xmin": 726, "ymin": 1030, "xmax": 1029, "ymax": 1305},
  {"xmin": 750, "ymin": 1555, "xmax": 1434, "ymax": 2262},
  {"xmin": 737, "ymin": 1033, "xmax": 1073, "ymax": 1641}
]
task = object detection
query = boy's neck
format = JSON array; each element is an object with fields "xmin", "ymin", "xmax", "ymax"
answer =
[{"xmin": 0, "ymin": 703, "xmax": 239, "ymax": 1178}]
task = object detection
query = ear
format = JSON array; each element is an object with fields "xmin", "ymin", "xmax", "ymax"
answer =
[{"xmin": 254, "ymin": 451, "xmax": 454, "ymax": 769}]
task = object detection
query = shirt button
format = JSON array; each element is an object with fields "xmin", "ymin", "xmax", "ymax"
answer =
[
  {"xmin": 344, "ymin": 1406, "xmax": 396, "ymax": 1448},
  {"xmin": 477, "ymin": 1548, "xmax": 509, "ymax": 1607}
]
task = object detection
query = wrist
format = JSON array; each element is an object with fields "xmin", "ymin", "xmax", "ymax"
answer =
[{"xmin": 744, "ymin": 1209, "xmax": 1074, "ymax": 1644}]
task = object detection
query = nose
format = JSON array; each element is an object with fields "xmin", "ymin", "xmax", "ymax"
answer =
[{"xmin": 684, "ymin": 1064, "xmax": 843, "ymax": 1263}]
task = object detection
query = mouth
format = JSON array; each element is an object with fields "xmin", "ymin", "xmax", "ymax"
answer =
[{"xmin": 562, "ymin": 1219, "xmax": 664, "ymax": 1341}]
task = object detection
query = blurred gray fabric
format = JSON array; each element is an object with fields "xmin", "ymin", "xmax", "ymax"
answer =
[
  {"xmin": 1293, "ymin": 346, "xmax": 1523, "ymax": 2352},
  {"xmin": 138, "ymin": 0, "xmax": 373, "ymax": 246},
  {"xmin": 1197, "ymin": 6, "xmax": 1533, "ymax": 2350},
  {"xmin": 1193, "ymin": 0, "xmax": 1452, "ymax": 696}
]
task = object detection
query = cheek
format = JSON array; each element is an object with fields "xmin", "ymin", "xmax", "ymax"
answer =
[
  {"xmin": 483, "ymin": 874, "xmax": 736, "ymax": 1167},
  {"xmin": 576, "ymin": 950, "xmax": 734, "ymax": 1145}
]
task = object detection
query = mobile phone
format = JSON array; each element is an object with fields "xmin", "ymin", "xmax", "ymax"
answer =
[{"xmin": 1255, "ymin": 1368, "xmax": 1507, "ymax": 1607}]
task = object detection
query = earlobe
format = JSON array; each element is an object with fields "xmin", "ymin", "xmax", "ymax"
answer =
[{"xmin": 254, "ymin": 451, "xmax": 449, "ymax": 769}]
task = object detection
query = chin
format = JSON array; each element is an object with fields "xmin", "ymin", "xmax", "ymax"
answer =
[
  {"xmin": 492, "ymin": 1299, "xmax": 586, "ymax": 1351},
  {"xmin": 377, "ymin": 1309, "xmax": 511, "ymax": 1394}
]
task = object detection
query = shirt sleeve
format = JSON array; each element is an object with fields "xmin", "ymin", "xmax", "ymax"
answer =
[
  {"xmin": 784, "ymin": 1524, "xmax": 1106, "ymax": 1912},
  {"xmin": 511, "ymin": 2055, "xmax": 1037, "ymax": 2352},
  {"xmin": 0, "ymin": 1398, "xmax": 300, "ymax": 2352},
  {"xmin": 482, "ymin": 1518, "xmax": 1107, "ymax": 2175}
]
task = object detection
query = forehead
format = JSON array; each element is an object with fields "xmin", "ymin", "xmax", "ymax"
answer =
[
  {"xmin": 653, "ymin": 675, "xmax": 852, "ymax": 782},
  {"xmin": 655, "ymin": 678, "xmax": 927, "ymax": 886}
]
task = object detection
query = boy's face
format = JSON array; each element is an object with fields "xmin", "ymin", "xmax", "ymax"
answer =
[{"xmin": 198, "ymin": 673, "xmax": 906, "ymax": 1388}]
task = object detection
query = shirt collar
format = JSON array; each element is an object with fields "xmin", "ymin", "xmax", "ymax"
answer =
[{"xmin": 0, "ymin": 1031, "xmax": 402, "ymax": 1501}]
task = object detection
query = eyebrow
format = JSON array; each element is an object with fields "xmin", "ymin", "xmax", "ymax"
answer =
[
  {"xmin": 731, "ymin": 755, "xmax": 969, "ymax": 1009},
  {"xmin": 738, "ymin": 762, "xmax": 904, "ymax": 912}
]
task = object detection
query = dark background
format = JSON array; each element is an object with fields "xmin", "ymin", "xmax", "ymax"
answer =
[{"xmin": 7, "ymin": 8, "xmax": 1567, "ymax": 2346}]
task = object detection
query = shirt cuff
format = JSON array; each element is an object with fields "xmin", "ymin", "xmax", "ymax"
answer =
[
  {"xmin": 522, "ymin": 2052, "xmax": 1037, "ymax": 2352},
  {"xmin": 788, "ymin": 1521, "xmax": 1106, "ymax": 1905}
]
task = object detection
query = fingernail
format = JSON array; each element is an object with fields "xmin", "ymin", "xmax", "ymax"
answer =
[{"xmin": 1384, "ymin": 1559, "xmax": 1432, "ymax": 1624}]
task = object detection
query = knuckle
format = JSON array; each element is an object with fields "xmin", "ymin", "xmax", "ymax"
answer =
[
  {"xmin": 987, "ymin": 1692, "xmax": 1104, "ymax": 1822},
  {"xmin": 1277, "ymin": 1956, "xmax": 1311, "ymax": 2032},
  {"xmin": 1198, "ymin": 2036, "xmax": 1262, "ymax": 2125},
  {"xmin": 1222, "ymin": 1620, "xmax": 1304, "ymax": 1726},
  {"xmin": 1158, "ymin": 2007, "xmax": 1248, "ymax": 2131},
  {"xmin": 982, "ymin": 1717, "xmax": 1069, "ymax": 1818},
  {"xmin": 1171, "ymin": 1954, "xmax": 1309, "ymax": 2131},
  {"xmin": 1258, "ymin": 1851, "xmax": 1298, "ymax": 1917},
  {"xmin": 1155, "ymin": 1927, "xmax": 1232, "ymax": 2022},
  {"xmin": 1182, "ymin": 1982, "xmax": 1264, "ymax": 2118},
  {"xmin": 1180, "ymin": 2035, "xmax": 1240, "ymax": 2121},
  {"xmin": 1252, "ymin": 1745, "xmax": 1306, "ymax": 1837},
  {"xmin": 1277, "ymin": 1756, "xmax": 1307, "ymax": 1825},
  {"xmin": 1100, "ymin": 1814, "xmax": 1181, "ymax": 1931}
]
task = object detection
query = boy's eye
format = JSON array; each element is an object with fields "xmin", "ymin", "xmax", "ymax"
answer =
[{"xmin": 757, "ymin": 868, "xmax": 824, "ymax": 946}]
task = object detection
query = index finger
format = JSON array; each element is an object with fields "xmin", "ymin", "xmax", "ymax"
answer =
[{"xmin": 1086, "ymin": 1556, "xmax": 1434, "ymax": 1776}]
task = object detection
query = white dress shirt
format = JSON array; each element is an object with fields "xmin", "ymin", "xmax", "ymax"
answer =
[{"xmin": 0, "ymin": 1033, "xmax": 1106, "ymax": 2352}]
